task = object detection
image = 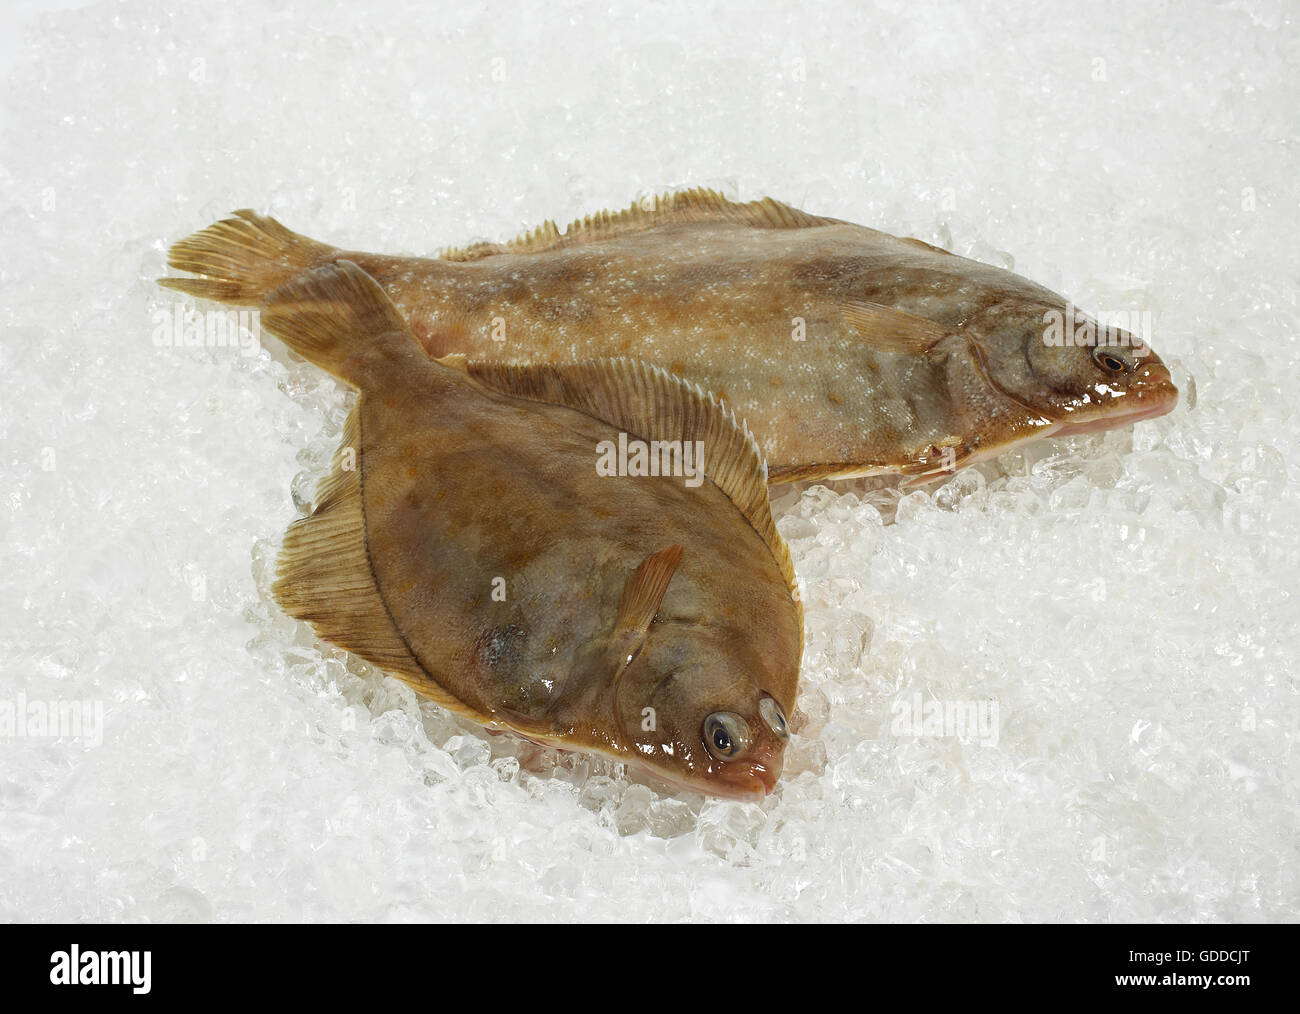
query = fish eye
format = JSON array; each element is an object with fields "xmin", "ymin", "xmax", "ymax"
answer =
[
  {"xmin": 759, "ymin": 697, "xmax": 789, "ymax": 740},
  {"xmin": 1091, "ymin": 346, "xmax": 1129, "ymax": 374},
  {"xmin": 703, "ymin": 712, "xmax": 752, "ymax": 761}
]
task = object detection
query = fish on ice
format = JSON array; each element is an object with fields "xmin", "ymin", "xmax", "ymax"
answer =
[
  {"xmin": 256, "ymin": 260, "xmax": 804, "ymax": 800},
  {"xmin": 162, "ymin": 189, "xmax": 1179, "ymax": 485}
]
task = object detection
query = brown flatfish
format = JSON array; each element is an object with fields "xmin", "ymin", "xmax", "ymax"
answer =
[
  {"xmin": 259, "ymin": 261, "xmax": 803, "ymax": 799},
  {"xmin": 163, "ymin": 189, "xmax": 1178, "ymax": 486}
]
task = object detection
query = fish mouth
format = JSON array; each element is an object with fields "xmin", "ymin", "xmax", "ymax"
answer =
[
  {"xmin": 1051, "ymin": 399, "xmax": 1174, "ymax": 437},
  {"xmin": 628, "ymin": 752, "xmax": 783, "ymax": 802},
  {"xmin": 1051, "ymin": 357, "xmax": 1179, "ymax": 438},
  {"xmin": 710, "ymin": 749, "xmax": 783, "ymax": 801}
]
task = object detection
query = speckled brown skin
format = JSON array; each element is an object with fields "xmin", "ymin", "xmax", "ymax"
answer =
[
  {"xmin": 394, "ymin": 238, "xmax": 1178, "ymax": 481},
  {"xmin": 263, "ymin": 263, "xmax": 802, "ymax": 800},
  {"xmin": 165, "ymin": 193, "xmax": 1179, "ymax": 484}
]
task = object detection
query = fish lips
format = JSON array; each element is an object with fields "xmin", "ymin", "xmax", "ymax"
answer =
[
  {"xmin": 629, "ymin": 744, "xmax": 785, "ymax": 801},
  {"xmin": 1050, "ymin": 356, "xmax": 1179, "ymax": 438},
  {"xmin": 719, "ymin": 755, "xmax": 783, "ymax": 799}
]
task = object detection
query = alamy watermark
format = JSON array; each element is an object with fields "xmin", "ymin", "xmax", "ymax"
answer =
[
  {"xmin": 890, "ymin": 693, "xmax": 999, "ymax": 748},
  {"xmin": 1, "ymin": 693, "xmax": 104, "ymax": 747},
  {"xmin": 50, "ymin": 946, "xmax": 150, "ymax": 994},
  {"xmin": 1043, "ymin": 304, "xmax": 1152, "ymax": 356},
  {"xmin": 152, "ymin": 303, "xmax": 261, "ymax": 357},
  {"xmin": 595, "ymin": 432, "xmax": 706, "ymax": 488}
]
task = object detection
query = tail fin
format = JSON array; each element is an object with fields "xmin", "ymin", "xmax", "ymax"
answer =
[
  {"xmin": 261, "ymin": 260, "xmax": 414, "ymax": 387},
  {"xmin": 159, "ymin": 210, "xmax": 336, "ymax": 304}
]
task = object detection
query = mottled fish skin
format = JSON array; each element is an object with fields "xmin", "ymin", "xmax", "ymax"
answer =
[
  {"xmin": 256, "ymin": 261, "xmax": 803, "ymax": 801},
  {"xmin": 162, "ymin": 190, "xmax": 1178, "ymax": 484}
]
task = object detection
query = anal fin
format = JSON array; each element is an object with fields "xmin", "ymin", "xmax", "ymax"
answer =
[{"xmin": 273, "ymin": 405, "xmax": 482, "ymax": 722}]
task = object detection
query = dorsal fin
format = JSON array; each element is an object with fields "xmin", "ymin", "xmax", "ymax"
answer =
[
  {"xmin": 272, "ymin": 404, "xmax": 489, "ymax": 725},
  {"xmin": 460, "ymin": 357, "xmax": 802, "ymax": 624},
  {"xmin": 841, "ymin": 299, "xmax": 952, "ymax": 354},
  {"xmin": 902, "ymin": 236, "xmax": 956, "ymax": 257},
  {"xmin": 433, "ymin": 352, "xmax": 469, "ymax": 372},
  {"xmin": 437, "ymin": 188, "xmax": 844, "ymax": 261}
]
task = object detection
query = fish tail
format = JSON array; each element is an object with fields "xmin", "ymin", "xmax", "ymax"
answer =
[
  {"xmin": 159, "ymin": 210, "xmax": 337, "ymax": 304},
  {"xmin": 260, "ymin": 260, "xmax": 416, "ymax": 388}
]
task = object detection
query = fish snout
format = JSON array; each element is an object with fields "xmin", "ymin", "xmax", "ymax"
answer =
[
  {"xmin": 1127, "ymin": 350, "xmax": 1179, "ymax": 419},
  {"xmin": 716, "ymin": 746, "xmax": 784, "ymax": 800},
  {"xmin": 1057, "ymin": 347, "xmax": 1180, "ymax": 437}
]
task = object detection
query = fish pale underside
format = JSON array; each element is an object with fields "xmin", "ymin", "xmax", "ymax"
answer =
[
  {"xmin": 254, "ymin": 260, "xmax": 803, "ymax": 801},
  {"xmin": 162, "ymin": 189, "xmax": 1179, "ymax": 487}
]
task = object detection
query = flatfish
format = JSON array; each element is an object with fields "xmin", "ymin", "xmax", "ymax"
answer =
[{"xmin": 259, "ymin": 260, "xmax": 803, "ymax": 799}]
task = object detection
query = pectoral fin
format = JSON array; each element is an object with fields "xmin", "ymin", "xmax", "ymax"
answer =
[
  {"xmin": 842, "ymin": 300, "xmax": 951, "ymax": 354},
  {"xmin": 611, "ymin": 544, "xmax": 684, "ymax": 670},
  {"xmin": 607, "ymin": 544, "xmax": 683, "ymax": 717}
]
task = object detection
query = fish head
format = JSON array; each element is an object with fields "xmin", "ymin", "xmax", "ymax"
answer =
[
  {"xmin": 614, "ymin": 612, "xmax": 800, "ymax": 802},
  {"xmin": 971, "ymin": 303, "xmax": 1179, "ymax": 441}
]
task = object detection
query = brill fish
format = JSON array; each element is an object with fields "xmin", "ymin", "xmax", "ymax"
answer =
[
  {"xmin": 256, "ymin": 261, "xmax": 803, "ymax": 800},
  {"xmin": 163, "ymin": 189, "xmax": 1179, "ymax": 485}
]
